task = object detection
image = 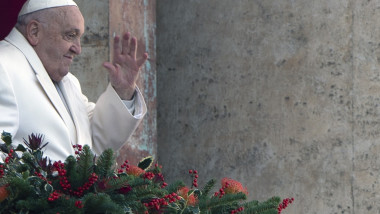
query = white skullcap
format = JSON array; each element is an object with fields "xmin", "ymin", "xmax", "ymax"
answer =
[{"xmin": 18, "ymin": 0, "xmax": 77, "ymax": 17}]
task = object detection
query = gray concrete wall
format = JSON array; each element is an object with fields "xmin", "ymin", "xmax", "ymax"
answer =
[
  {"xmin": 72, "ymin": 0, "xmax": 157, "ymax": 166},
  {"xmin": 71, "ymin": 0, "xmax": 109, "ymax": 101},
  {"xmin": 156, "ymin": 1, "xmax": 380, "ymax": 213}
]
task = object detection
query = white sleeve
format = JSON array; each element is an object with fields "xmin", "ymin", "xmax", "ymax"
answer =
[{"xmin": 91, "ymin": 84, "xmax": 147, "ymax": 154}]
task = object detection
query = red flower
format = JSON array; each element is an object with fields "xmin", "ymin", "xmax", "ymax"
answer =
[
  {"xmin": 221, "ymin": 178, "xmax": 248, "ymax": 196},
  {"xmin": 126, "ymin": 165, "xmax": 145, "ymax": 177},
  {"xmin": 177, "ymin": 186, "xmax": 198, "ymax": 206},
  {"xmin": 97, "ymin": 178, "xmax": 111, "ymax": 191},
  {"xmin": 118, "ymin": 185, "xmax": 132, "ymax": 194}
]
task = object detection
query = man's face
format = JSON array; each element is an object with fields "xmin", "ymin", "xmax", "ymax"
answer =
[{"xmin": 34, "ymin": 6, "xmax": 84, "ymax": 82}]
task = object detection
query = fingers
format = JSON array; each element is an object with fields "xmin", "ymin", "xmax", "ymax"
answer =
[
  {"xmin": 118, "ymin": 32, "xmax": 137, "ymax": 58},
  {"xmin": 113, "ymin": 36, "xmax": 121, "ymax": 55},
  {"xmin": 113, "ymin": 32, "xmax": 147, "ymax": 69},
  {"xmin": 129, "ymin": 37, "xmax": 137, "ymax": 59},
  {"xmin": 137, "ymin": 53, "xmax": 149, "ymax": 67},
  {"xmin": 121, "ymin": 33, "xmax": 130, "ymax": 55}
]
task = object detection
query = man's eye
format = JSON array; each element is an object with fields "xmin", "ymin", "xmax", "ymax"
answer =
[{"xmin": 67, "ymin": 33, "xmax": 77, "ymax": 39}]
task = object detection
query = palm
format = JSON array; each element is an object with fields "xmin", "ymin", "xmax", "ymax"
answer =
[{"xmin": 103, "ymin": 33, "xmax": 148, "ymax": 100}]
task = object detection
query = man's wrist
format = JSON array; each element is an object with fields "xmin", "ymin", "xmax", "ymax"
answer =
[{"xmin": 113, "ymin": 85, "xmax": 135, "ymax": 100}]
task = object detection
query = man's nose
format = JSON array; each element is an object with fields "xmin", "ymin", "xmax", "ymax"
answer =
[{"xmin": 70, "ymin": 40, "xmax": 81, "ymax": 55}]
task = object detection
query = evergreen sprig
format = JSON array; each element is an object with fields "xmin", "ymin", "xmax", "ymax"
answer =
[
  {"xmin": 95, "ymin": 148, "xmax": 115, "ymax": 178},
  {"xmin": 0, "ymin": 132, "xmax": 294, "ymax": 213}
]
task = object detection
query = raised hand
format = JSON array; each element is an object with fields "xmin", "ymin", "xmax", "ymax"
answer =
[{"xmin": 103, "ymin": 32, "xmax": 148, "ymax": 100}]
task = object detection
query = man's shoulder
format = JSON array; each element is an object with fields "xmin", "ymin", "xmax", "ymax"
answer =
[
  {"xmin": 0, "ymin": 40, "xmax": 28, "ymax": 74},
  {"xmin": 0, "ymin": 40, "xmax": 24, "ymax": 60}
]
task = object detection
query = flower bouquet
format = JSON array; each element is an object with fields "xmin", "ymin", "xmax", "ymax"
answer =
[{"xmin": 0, "ymin": 132, "xmax": 293, "ymax": 214}]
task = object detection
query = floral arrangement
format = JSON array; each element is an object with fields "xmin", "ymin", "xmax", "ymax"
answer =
[{"xmin": 0, "ymin": 132, "xmax": 294, "ymax": 214}]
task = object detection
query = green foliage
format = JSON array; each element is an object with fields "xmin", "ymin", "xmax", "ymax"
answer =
[
  {"xmin": 8, "ymin": 177, "xmax": 34, "ymax": 199},
  {"xmin": 1, "ymin": 131, "xmax": 12, "ymax": 146},
  {"xmin": 199, "ymin": 179, "xmax": 216, "ymax": 199},
  {"xmin": 77, "ymin": 145, "xmax": 95, "ymax": 182},
  {"xmin": 0, "ymin": 132, "xmax": 294, "ymax": 213},
  {"xmin": 83, "ymin": 193, "xmax": 125, "ymax": 214},
  {"xmin": 165, "ymin": 180, "xmax": 186, "ymax": 193},
  {"xmin": 198, "ymin": 192, "xmax": 245, "ymax": 213},
  {"xmin": 95, "ymin": 148, "xmax": 115, "ymax": 178},
  {"xmin": 138, "ymin": 156, "xmax": 153, "ymax": 170}
]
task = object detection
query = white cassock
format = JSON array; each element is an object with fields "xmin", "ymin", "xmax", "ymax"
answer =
[{"xmin": 0, "ymin": 28, "xmax": 147, "ymax": 161}]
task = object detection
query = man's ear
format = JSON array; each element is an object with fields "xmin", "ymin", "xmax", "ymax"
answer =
[{"xmin": 25, "ymin": 20, "xmax": 42, "ymax": 46}]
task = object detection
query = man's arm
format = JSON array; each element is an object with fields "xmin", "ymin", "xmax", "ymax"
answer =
[
  {"xmin": 90, "ymin": 32, "xmax": 148, "ymax": 154},
  {"xmin": 90, "ymin": 83, "xmax": 147, "ymax": 154}
]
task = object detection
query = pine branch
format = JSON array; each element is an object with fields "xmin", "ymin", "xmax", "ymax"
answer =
[
  {"xmin": 165, "ymin": 180, "xmax": 186, "ymax": 193},
  {"xmin": 95, "ymin": 149, "xmax": 115, "ymax": 178},
  {"xmin": 14, "ymin": 197, "xmax": 50, "ymax": 213},
  {"xmin": 242, "ymin": 197, "xmax": 280, "ymax": 214},
  {"xmin": 135, "ymin": 186, "xmax": 167, "ymax": 199},
  {"xmin": 199, "ymin": 192, "xmax": 246, "ymax": 212},
  {"xmin": 64, "ymin": 156, "xmax": 83, "ymax": 190},
  {"xmin": 199, "ymin": 179, "xmax": 216, "ymax": 199},
  {"xmin": 127, "ymin": 176, "xmax": 151, "ymax": 188},
  {"xmin": 83, "ymin": 192, "xmax": 125, "ymax": 214},
  {"xmin": 99, "ymin": 174, "xmax": 130, "ymax": 193},
  {"xmin": 76, "ymin": 145, "xmax": 95, "ymax": 183},
  {"xmin": 6, "ymin": 176, "xmax": 34, "ymax": 207}
]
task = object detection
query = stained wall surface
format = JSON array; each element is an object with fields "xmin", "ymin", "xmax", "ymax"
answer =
[
  {"xmin": 156, "ymin": 1, "xmax": 380, "ymax": 213},
  {"xmin": 109, "ymin": 0, "xmax": 157, "ymax": 166},
  {"xmin": 72, "ymin": 0, "xmax": 157, "ymax": 166}
]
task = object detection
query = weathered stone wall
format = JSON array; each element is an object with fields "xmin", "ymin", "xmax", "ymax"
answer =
[
  {"xmin": 71, "ymin": 0, "xmax": 109, "ymax": 101},
  {"xmin": 109, "ymin": 0, "xmax": 157, "ymax": 165},
  {"xmin": 72, "ymin": 0, "xmax": 157, "ymax": 165},
  {"xmin": 71, "ymin": 0, "xmax": 380, "ymax": 212},
  {"xmin": 156, "ymin": 0, "xmax": 380, "ymax": 213}
]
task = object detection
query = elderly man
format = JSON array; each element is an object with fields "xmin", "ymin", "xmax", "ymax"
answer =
[{"xmin": 0, "ymin": 0, "xmax": 148, "ymax": 161}]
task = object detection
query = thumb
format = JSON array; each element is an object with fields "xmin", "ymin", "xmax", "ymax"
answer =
[
  {"xmin": 103, "ymin": 62, "xmax": 122, "ymax": 79},
  {"xmin": 103, "ymin": 62, "xmax": 116, "ymax": 75},
  {"xmin": 103, "ymin": 62, "xmax": 122, "ymax": 84}
]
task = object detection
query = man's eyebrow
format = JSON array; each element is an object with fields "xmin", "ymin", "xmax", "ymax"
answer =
[{"xmin": 65, "ymin": 28, "xmax": 81, "ymax": 34}]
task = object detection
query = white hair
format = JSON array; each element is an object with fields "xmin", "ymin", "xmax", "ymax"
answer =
[{"xmin": 15, "ymin": 8, "xmax": 66, "ymax": 34}]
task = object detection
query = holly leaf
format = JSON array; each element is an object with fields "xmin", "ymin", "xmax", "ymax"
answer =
[
  {"xmin": 193, "ymin": 189, "xmax": 202, "ymax": 198},
  {"xmin": 188, "ymin": 189, "xmax": 195, "ymax": 196},
  {"xmin": 1, "ymin": 131, "xmax": 12, "ymax": 146},
  {"xmin": 0, "ymin": 144, "xmax": 8, "ymax": 153},
  {"xmin": 187, "ymin": 206, "xmax": 200, "ymax": 213},
  {"xmin": 15, "ymin": 144, "xmax": 26, "ymax": 152},
  {"xmin": 44, "ymin": 183, "xmax": 53, "ymax": 194},
  {"xmin": 138, "ymin": 156, "xmax": 153, "ymax": 170}
]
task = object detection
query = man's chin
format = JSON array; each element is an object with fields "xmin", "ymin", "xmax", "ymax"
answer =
[{"xmin": 49, "ymin": 70, "xmax": 69, "ymax": 82}]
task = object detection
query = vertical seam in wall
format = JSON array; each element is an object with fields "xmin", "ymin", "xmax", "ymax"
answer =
[
  {"xmin": 107, "ymin": 0, "xmax": 110, "ymax": 64},
  {"xmin": 142, "ymin": 0, "xmax": 155, "ymax": 156},
  {"xmin": 349, "ymin": 0, "xmax": 355, "ymax": 213}
]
